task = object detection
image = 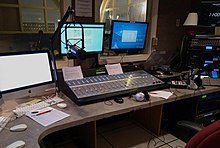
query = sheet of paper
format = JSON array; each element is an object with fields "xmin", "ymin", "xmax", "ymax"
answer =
[
  {"xmin": 148, "ymin": 90, "xmax": 173, "ymax": 99},
  {"xmin": 26, "ymin": 107, "xmax": 70, "ymax": 127},
  {"xmin": 105, "ymin": 63, "xmax": 123, "ymax": 75},
  {"xmin": 62, "ymin": 66, "xmax": 83, "ymax": 81},
  {"xmin": 75, "ymin": 0, "xmax": 92, "ymax": 17}
]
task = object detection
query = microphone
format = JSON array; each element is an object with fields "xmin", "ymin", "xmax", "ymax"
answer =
[
  {"xmin": 65, "ymin": 23, "xmax": 86, "ymax": 60},
  {"xmin": 68, "ymin": 45, "xmax": 87, "ymax": 60}
]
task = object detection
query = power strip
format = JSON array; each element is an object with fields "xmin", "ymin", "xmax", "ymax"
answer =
[
  {"xmin": 202, "ymin": 77, "xmax": 220, "ymax": 86},
  {"xmin": 171, "ymin": 80, "xmax": 188, "ymax": 89}
]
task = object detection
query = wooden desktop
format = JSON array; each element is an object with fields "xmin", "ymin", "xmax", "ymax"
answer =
[{"xmin": 0, "ymin": 86, "xmax": 220, "ymax": 148}]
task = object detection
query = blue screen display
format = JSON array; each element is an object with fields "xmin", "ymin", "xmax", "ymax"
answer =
[
  {"xmin": 211, "ymin": 70, "xmax": 219, "ymax": 78},
  {"xmin": 60, "ymin": 23, "xmax": 105, "ymax": 55},
  {"xmin": 205, "ymin": 45, "xmax": 213, "ymax": 50},
  {"xmin": 110, "ymin": 20, "xmax": 148, "ymax": 52},
  {"xmin": 205, "ymin": 60, "xmax": 214, "ymax": 64}
]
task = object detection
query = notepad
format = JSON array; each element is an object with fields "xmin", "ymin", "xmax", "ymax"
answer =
[
  {"xmin": 26, "ymin": 107, "xmax": 70, "ymax": 126},
  {"xmin": 149, "ymin": 90, "xmax": 173, "ymax": 99}
]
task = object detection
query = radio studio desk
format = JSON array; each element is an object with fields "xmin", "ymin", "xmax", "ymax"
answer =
[{"xmin": 1, "ymin": 86, "xmax": 220, "ymax": 148}]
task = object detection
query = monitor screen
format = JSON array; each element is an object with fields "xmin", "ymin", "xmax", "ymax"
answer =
[
  {"xmin": 0, "ymin": 50, "xmax": 55, "ymax": 99},
  {"xmin": 109, "ymin": 20, "xmax": 149, "ymax": 53},
  {"xmin": 198, "ymin": 2, "xmax": 220, "ymax": 27},
  {"xmin": 59, "ymin": 23, "xmax": 105, "ymax": 55}
]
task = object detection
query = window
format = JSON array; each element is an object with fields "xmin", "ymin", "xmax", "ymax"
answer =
[
  {"xmin": 0, "ymin": 0, "xmax": 60, "ymax": 33},
  {"xmin": 99, "ymin": 0, "xmax": 150, "ymax": 65},
  {"xmin": 20, "ymin": 0, "xmax": 60, "ymax": 33},
  {"xmin": 100, "ymin": 0, "xmax": 148, "ymax": 22}
]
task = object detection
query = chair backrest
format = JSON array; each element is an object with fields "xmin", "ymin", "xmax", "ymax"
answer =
[{"xmin": 186, "ymin": 120, "xmax": 220, "ymax": 148}]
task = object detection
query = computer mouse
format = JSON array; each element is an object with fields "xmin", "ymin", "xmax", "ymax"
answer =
[
  {"xmin": 114, "ymin": 97, "xmax": 124, "ymax": 104},
  {"xmin": 57, "ymin": 103, "xmax": 67, "ymax": 109},
  {"xmin": 10, "ymin": 124, "xmax": 27, "ymax": 132},
  {"xmin": 6, "ymin": 140, "xmax": 25, "ymax": 148}
]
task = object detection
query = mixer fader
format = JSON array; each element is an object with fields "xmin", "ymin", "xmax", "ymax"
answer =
[{"xmin": 62, "ymin": 70, "xmax": 168, "ymax": 105}]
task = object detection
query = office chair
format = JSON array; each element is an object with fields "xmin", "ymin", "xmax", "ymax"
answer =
[{"xmin": 178, "ymin": 120, "xmax": 220, "ymax": 148}]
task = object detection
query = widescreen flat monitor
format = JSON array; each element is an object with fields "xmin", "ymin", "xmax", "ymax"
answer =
[
  {"xmin": 0, "ymin": 50, "xmax": 55, "ymax": 100},
  {"xmin": 110, "ymin": 20, "xmax": 149, "ymax": 54},
  {"xmin": 198, "ymin": 2, "xmax": 220, "ymax": 27},
  {"xmin": 59, "ymin": 23, "xmax": 105, "ymax": 56}
]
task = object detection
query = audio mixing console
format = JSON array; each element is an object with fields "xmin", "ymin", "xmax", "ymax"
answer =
[{"xmin": 62, "ymin": 70, "xmax": 168, "ymax": 105}]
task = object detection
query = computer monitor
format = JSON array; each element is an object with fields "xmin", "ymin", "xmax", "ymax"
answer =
[
  {"xmin": 198, "ymin": 1, "xmax": 220, "ymax": 27},
  {"xmin": 109, "ymin": 20, "xmax": 149, "ymax": 54},
  {"xmin": 0, "ymin": 50, "xmax": 55, "ymax": 100},
  {"xmin": 59, "ymin": 22, "xmax": 105, "ymax": 56}
]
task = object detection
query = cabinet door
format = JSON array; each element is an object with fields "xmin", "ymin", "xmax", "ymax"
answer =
[{"xmin": 0, "ymin": 7, "xmax": 20, "ymax": 32}]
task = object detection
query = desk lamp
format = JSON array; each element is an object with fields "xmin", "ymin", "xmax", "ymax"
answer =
[
  {"xmin": 177, "ymin": 13, "xmax": 198, "ymax": 72},
  {"xmin": 183, "ymin": 12, "xmax": 198, "ymax": 35}
]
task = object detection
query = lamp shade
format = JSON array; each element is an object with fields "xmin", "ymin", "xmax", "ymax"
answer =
[{"xmin": 183, "ymin": 13, "xmax": 198, "ymax": 26}]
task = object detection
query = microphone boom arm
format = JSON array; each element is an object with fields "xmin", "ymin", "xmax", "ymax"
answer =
[
  {"xmin": 50, "ymin": 6, "xmax": 74, "ymax": 92},
  {"xmin": 51, "ymin": 6, "xmax": 74, "ymax": 47}
]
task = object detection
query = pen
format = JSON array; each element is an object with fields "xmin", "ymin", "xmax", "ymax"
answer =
[{"xmin": 34, "ymin": 109, "xmax": 53, "ymax": 116}]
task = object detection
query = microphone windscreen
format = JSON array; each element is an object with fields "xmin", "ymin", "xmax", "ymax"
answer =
[{"xmin": 77, "ymin": 50, "xmax": 87, "ymax": 60}]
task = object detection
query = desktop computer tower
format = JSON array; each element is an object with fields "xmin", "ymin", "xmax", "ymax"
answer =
[
  {"xmin": 161, "ymin": 91, "xmax": 220, "ymax": 142},
  {"xmin": 195, "ymin": 91, "xmax": 220, "ymax": 126}
]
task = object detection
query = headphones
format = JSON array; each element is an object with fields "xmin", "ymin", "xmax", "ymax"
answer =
[{"xmin": 131, "ymin": 91, "xmax": 149, "ymax": 102}]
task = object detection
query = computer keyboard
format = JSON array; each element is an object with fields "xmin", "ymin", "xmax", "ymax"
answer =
[
  {"xmin": 13, "ymin": 96, "xmax": 64, "ymax": 117},
  {"xmin": 0, "ymin": 116, "xmax": 11, "ymax": 133}
]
